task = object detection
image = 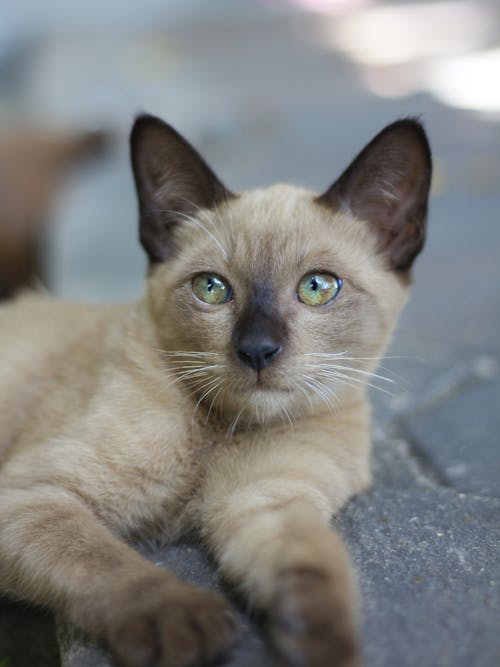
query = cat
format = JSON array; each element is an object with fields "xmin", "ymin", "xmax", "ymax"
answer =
[{"xmin": 0, "ymin": 114, "xmax": 431, "ymax": 667}]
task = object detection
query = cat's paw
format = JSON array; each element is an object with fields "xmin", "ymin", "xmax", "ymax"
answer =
[
  {"xmin": 105, "ymin": 580, "xmax": 237, "ymax": 667},
  {"xmin": 269, "ymin": 567, "xmax": 360, "ymax": 667}
]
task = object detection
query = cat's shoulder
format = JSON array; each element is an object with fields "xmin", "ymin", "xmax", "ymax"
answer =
[{"xmin": 0, "ymin": 290, "xmax": 127, "ymax": 337}]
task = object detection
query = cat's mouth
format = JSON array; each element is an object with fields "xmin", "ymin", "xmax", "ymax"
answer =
[
  {"xmin": 252, "ymin": 380, "xmax": 292, "ymax": 393},
  {"xmin": 232, "ymin": 378, "xmax": 291, "ymax": 394}
]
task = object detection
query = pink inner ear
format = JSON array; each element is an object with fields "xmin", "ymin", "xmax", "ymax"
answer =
[{"xmin": 317, "ymin": 119, "xmax": 432, "ymax": 273}]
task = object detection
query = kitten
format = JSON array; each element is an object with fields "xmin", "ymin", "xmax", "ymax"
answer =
[{"xmin": 0, "ymin": 114, "xmax": 431, "ymax": 667}]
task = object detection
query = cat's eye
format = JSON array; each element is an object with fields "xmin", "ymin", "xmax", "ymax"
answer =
[
  {"xmin": 297, "ymin": 272, "xmax": 342, "ymax": 306},
  {"xmin": 192, "ymin": 273, "xmax": 233, "ymax": 305}
]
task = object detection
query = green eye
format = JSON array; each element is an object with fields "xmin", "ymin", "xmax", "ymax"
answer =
[
  {"xmin": 297, "ymin": 272, "xmax": 342, "ymax": 306},
  {"xmin": 192, "ymin": 273, "xmax": 233, "ymax": 305}
]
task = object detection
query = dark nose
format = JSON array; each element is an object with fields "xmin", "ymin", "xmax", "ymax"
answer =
[{"xmin": 237, "ymin": 338, "xmax": 283, "ymax": 372}]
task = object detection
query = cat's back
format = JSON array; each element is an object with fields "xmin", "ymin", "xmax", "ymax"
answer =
[
  {"xmin": 1, "ymin": 290, "xmax": 114, "ymax": 338},
  {"xmin": 0, "ymin": 292, "xmax": 126, "ymax": 458},
  {"xmin": 0, "ymin": 291, "xmax": 122, "ymax": 376}
]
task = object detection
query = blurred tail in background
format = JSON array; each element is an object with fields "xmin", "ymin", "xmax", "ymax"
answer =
[{"xmin": 0, "ymin": 128, "xmax": 110, "ymax": 299}]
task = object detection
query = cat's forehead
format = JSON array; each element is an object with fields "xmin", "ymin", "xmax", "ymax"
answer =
[
  {"xmin": 217, "ymin": 184, "xmax": 377, "ymax": 278},
  {"xmin": 225, "ymin": 183, "xmax": 313, "ymax": 233},
  {"xmin": 220, "ymin": 184, "xmax": 331, "ymax": 267},
  {"xmin": 225, "ymin": 185, "xmax": 306, "ymax": 266}
]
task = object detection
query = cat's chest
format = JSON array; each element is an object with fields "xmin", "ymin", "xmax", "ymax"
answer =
[{"xmin": 87, "ymin": 402, "xmax": 216, "ymax": 538}]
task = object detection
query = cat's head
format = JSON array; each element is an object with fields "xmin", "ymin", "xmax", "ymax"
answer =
[{"xmin": 131, "ymin": 115, "xmax": 431, "ymax": 426}]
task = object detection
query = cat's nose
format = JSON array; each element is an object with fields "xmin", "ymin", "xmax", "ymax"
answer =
[{"xmin": 237, "ymin": 338, "xmax": 283, "ymax": 372}]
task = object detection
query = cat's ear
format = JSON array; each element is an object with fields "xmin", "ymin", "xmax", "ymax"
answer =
[
  {"xmin": 317, "ymin": 119, "xmax": 432, "ymax": 273},
  {"xmin": 130, "ymin": 114, "xmax": 233, "ymax": 262}
]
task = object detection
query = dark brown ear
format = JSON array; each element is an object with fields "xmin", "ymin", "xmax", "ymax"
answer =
[
  {"xmin": 317, "ymin": 119, "xmax": 432, "ymax": 273},
  {"xmin": 130, "ymin": 114, "xmax": 233, "ymax": 262}
]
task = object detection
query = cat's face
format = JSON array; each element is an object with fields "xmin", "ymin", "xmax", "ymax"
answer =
[{"xmin": 131, "ymin": 116, "xmax": 431, "ymax": 426}]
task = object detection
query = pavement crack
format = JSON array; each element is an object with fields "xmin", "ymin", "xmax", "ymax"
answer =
[
  {"xmin": 392, "ymin": 431, "xmax": 452, "ymax": 489},
  {"xmin": 395, "ymin": 354, "xmax": 498, "ymax": 420}
]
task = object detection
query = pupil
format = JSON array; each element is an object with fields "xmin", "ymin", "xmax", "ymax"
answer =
[
  {"xmin": 207, "ymin": 277, "xmax": 213, "ymax": 292},
  {"xmin": 311, "ymin": 278, "xmax": 318, "ymax": 291}
]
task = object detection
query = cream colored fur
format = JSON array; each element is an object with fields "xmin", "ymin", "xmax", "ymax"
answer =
[{"xmin": 0, "ymin": 174, "xmax": 417, "ymax": 667}]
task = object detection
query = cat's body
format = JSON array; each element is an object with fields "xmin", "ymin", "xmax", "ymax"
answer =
[{"xmin": 0, "ymin": 118, "xmax": 431, "ymax": 667}]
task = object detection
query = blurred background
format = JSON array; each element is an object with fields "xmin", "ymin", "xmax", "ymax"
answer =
[
  {"xmin": 0, "ymin": 2, "xmax": 499, "ymax": 666},
  {"xmin": 0, "ymin": 0, "xmax": 499, "ymax": 337}
]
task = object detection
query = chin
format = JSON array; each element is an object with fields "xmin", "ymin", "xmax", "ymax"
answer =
[{"xmin": 216, "ymin": 385, "xmax": 305, "ymax": 429}]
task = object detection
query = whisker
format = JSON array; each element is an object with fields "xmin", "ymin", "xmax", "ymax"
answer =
[
  {"xmin": 274, "ymin": 391, "xmax": 294, "ymax": 429},
  {"xmin": 162, "ymin": 366, "xmax": 223, "ymax": 391},
  {"xmin": 304, "ymin": 352, "xmax": 421, "ymax": 362},
  {"xmin": 310, "ymin": 363, "xmax": 396, "ymax": 384},
  {"xmin": 170, "ymin": 375, "xmax": 217, "ymax": 399},
  {"xmin": 303, "ymin": 351, "xmax": 347, "ymax": 358},
  {"xmin": 168, "ymin": 209, "xmax": 228, "ymax": 260},
  {"xmin": 315, "ymin": 369, "xmax": 395, "ymax": 397},
  {"xmin": 206, "ymin": 384, "xmax": 225, "ymax": 423},
  {"xmin": 227, "ymin": 404, "xmax": 246, "ymax": 436},
  {"xmin": 162, "ymin": 366, "xmax": 224, "ymax": 380},
  {"xmin": 158, "ymin": 350, "xmax": 221, "ymax": 359},
  {"xmin": 192, "ymin": 378, "xmax": 222, "ymax": 423},
  {"xmin": 168, "ymin": 365, "xmax": 224, "ymax": 379},
  {"xmin": 211, "ymin": 202, "xmax": 233, "ymax": 253},
  {"xmin": 311, "ymin": 374, "xmax": 342, "ymax": 410},
  {"xmin": 303, "ymin": 376, "xmax": 337, "ymax": 413},
  {"xmin": 294, "ymin": 379, "xmax": 314, "ymax": 413}
]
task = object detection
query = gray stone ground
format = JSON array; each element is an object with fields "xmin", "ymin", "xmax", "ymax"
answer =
[{"xmin": 0, "ymin": 1, "xmax": 499, "ymax": 666}]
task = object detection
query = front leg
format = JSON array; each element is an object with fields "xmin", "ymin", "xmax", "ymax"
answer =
[
  {"xmin": 0, "ymin": 476, "xmax": 236, "ymax": 667},
  {"xmin": 200, "ymin": 411, "xmax": 370, "ymax": 667},
  {"xmin": 270, "ymin": 514, "xmax": 358, "ymax": 667}
]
